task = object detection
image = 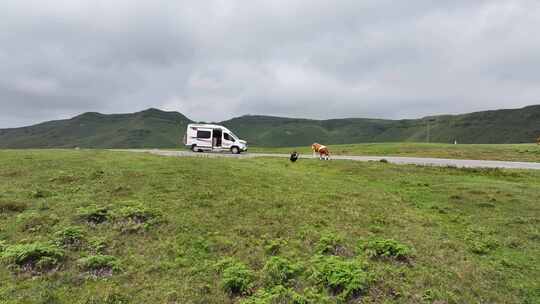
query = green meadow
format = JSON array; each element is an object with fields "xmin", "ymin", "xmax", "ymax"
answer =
[
  {"xmin": 251, "ymin": 143, "xmax": 540, "ymax": 162},
  {"xmin": 0, "ymin": 150, "xmax": 539, "ymax": 303}
]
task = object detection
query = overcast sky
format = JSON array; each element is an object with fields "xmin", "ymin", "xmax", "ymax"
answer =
[{"xmin": 1, "ymin": 0, "xmax": 539, "ymax": 128}]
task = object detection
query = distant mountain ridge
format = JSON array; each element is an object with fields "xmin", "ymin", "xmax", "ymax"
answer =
[{"xmin": 0, "ymin": 105, "xmax": 539, "ymax": 148}]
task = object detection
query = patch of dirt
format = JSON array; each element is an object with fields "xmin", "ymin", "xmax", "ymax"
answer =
[
  {"xmin": 332, "ymin": 244, "xmax": 354, "ymax": 257},
  {"xmin": 0, "ymin": 170, "xmax": 25, "ymax": 177},
  {"xmin": 14, "ymin": 262, "xmax": 61, "ymax": 277},
  {"xmin": 0, "ymin": 201, "xmax": 28, "ymax": 213},
  {"xmin": 366, "ymin": 281, "xmax": 401, "ymax": 303},
  {"xmin": 85, "ymin": 267, "xmax": 114, "ymax": 278},
  {"xmin": 477, "ymin": 202, "xmax": 496, "ymax": 208},
  {"xmin": 50, "ymin": 175, "xmax": 79, "ymax": 183}
]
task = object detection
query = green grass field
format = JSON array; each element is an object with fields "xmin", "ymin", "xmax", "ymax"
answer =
[
  {"xmin": 251, "ymin": 143, "xmax": 540, "ymax": 162},
  {"xmin": 1, "ymin": 150, "xmax": 539, "ymax": 303}
]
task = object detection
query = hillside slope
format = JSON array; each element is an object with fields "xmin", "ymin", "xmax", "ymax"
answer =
[
  {"xmin": 222, "ymin": 105, "xmax": 540, "ymax": 146},
  {"xmin": 0, "ymin": 108, "xmax": 191, "ymax": 148},
  {"xmin": 0, "ymin": 105, "xmax": 539, "ymax": 148}
]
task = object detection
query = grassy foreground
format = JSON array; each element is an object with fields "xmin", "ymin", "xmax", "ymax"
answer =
[
  {"xmin": 251, "ymin": 143, "xmax": 540, "ymax": 162},
  {"xmin": 0, "ymin": 150, "xmax": 539, "ymax": 303}
]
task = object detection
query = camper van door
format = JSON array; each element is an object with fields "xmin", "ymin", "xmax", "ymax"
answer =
[
  {"xmin": 222, "ymin": 132, "xmax": 235, "ymax": 149},
  {"xmin": 196, "ymin": 128, "xmax": 213, "ymax": 148}
]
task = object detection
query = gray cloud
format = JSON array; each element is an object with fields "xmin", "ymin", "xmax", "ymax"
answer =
[{"xmin": 1, "ymin": 0, "xmax": 539, "ymax": 127}]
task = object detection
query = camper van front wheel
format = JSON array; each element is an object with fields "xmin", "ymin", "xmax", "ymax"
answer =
[
  {"xmin": 191, "ymin": 144, "xmax": 198, "ymax": 152},
  {"xmin": 231, "ymin": 146, "xmax": 240, "ymax": 154}
]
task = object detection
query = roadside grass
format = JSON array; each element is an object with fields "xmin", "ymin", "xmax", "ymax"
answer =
[
  {"xmin": 0, "ymin": 149, "xmax": 539, "ymax": 303},
  {"xmin": 250, "ymin": 142, "xmax": 540, "ymax": 162}
]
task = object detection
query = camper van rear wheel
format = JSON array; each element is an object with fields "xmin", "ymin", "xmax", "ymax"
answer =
[{"xmin": 231, "ymin": 146, "xmax": 240, "ymax": 154}]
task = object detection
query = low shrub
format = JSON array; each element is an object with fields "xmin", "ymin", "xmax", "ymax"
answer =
[
  {"xmin": 77, "ymin": 205, "xmax": 109, "ymax": 224},
  {"xmin": 264, "ymin": 238, "xmax": 287, "ymax": 256},
  {"xmin": 469, "ymin": 239, "xmax": 498, "ymax": 255},
  {"xmin": 16, "ymin": 212, "xmax": 59, "ymax": 232},
  {"xmin": 88, "ymin": 238, "xmax": 108, "ymax": 254},
  {"xmin": 115, "ymin": 205, "xmax": 159, "ymax": 223},
  {"xmin": 240, "ymin": 285, "xmax": 308, "ymax": 304},
  {"xmin": 315, "ymin": 233, "xmax": 347, "ymax": 256},
  {"xmin": 310, "ymin": 255, "xmax": 372, "ymax": 301},
  {"xmin": 113, "ymin": 205, "xmax": 161, "ymax": 233},
  {"xmin": 358, "ymin": 238, "xmax": 412, "ymax": 261},
  {"xmin": 214, "ymin": 257, "xmax": 238, "ymax": 272},
  {"xmin": 219, "ymin": 261, "xmax": 254, "ymax": 295},
  {"xmin": 263, "ymin": 256, "xmax": 301, "ymax": 286},
  {"xmin": 301, "ymin": 287, "xmax": 334, "ymax": 304},
  {"xmin": 78, "ymin": 254, "xmax": 121, "ymax": 276},
  {"xmin": 54, "ymin": 226, "xmax": 86, "ymax": 249},
  {"xmin": 0, "ymin": 201, "xmax": 27, "ymax": 213},
  {"xmin": 465, "ymin": 227, "xmax": 499, "ymax": 255},
  {"xmin": 1, "ymin": 242, "xmax": 64, "ymax": 272}
]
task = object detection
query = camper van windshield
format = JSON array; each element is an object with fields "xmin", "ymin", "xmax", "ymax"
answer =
[{"xmin": 230, "ymin": 132, "xmax": 239, "ymax": 140}]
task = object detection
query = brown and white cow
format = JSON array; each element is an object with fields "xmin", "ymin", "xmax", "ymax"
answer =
[{"xmin": 312, "ymin": 143, "xmax": 330, "ymax": 160}]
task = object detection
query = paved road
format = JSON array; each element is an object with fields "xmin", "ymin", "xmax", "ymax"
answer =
[{"xmin": 115, "ymin": 149, "xmax": 540, "ymax": 170}]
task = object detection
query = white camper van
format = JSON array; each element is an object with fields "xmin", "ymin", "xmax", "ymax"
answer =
[{"xmin": 183, "ymin": 124, "xmax": 248, "ymax": 154}]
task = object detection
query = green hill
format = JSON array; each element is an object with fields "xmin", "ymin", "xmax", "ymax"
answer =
[
  {"xmin": 0, "ymin": 108, "xmax": 191, "ymax": 148},
  {"xmin": 222, "ymin": 105, "xmax": 540, "ymax": 146},
  {"xmin": 0, "ymin": 105, "xmax": 539, "ymax": 148}
]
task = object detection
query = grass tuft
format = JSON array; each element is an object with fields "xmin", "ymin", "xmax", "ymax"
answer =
[
  {"xmin": 77, "ymin": 205, "xmax": 109, "ymax": 224},
  {"xmin": 78, "ymin": 254, "xmax": 121, "ymax": 277},
  {"xmin": 88, "ymin": 237, "xmax": 108, "ymax": 254},
  {"xmin": 358, "ymin": 238, "xmax": 413, "ymax": 261},
  {"xmin": 113, "ymin": 204, "xmax": 162, "ymax": 233},
  {"xmin": 16, "ymin": 212, "xmax": 59, "ymax": 232},
  {"xmin": 310, "ymin": 255, "xmax": 372, "ymax": 301},
  {"xmin": 465, "ymin": 227, "xmax": 499, "ymax": 255},
  {"xmin": 264, "ymin": 238, "xmax": 287, "ymax": 256},
  {"xmin": 315, "ymin": 233, "xmax": 348, "ymax": 256},
  {"xmin": 1, "ymin": 242, "xmax": 64, "ymax": 273},
  {"xmin": 263, "ymin": 256, "xmax": 301, "ymax": 286},
  {"xmin": 218, "ymin": 260, "xmax": 254, "ymax": 295},
  {"xmin": 54, "ymin": 226, "xmax": 86, "ymax": 249}
]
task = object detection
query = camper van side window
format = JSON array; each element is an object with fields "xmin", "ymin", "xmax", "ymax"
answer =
[
  {"xmin": 224, "ymin": 133, "xmax": 235, "ymax": 142},
  {"xmin": 197, "ymin": 130, "xmax": 211, "ymax": 139}
]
